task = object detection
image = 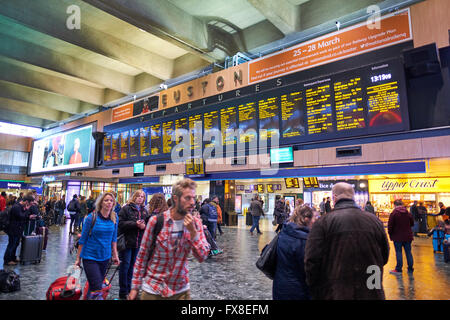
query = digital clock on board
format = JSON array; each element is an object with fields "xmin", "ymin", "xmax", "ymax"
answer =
[{"xmin": 370, "ymin": 73, "xmax": 392, "ymax": 83}]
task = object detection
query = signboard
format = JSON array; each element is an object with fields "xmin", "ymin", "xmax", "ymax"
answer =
[
  {"xmin": 267, "ymin": 184, "xmax": 274, "ymax": 193},
  {"xmin": 185, "ymin": 158, "xmax": 205, "ymax": 176},
  {"xmin": 369, "ymin": 178, "xmax": 450, "ymax": 193},
  {"xmin": 28, "ymin": 124, "xmax": 95, "ymax": 174},
  {"xmin": 257, "ymin": 184, "xmax": 264, "ymax": 193},
  {"xmin": 248, "ymin": 9, "xmax": 412, "ymax": 84},
  {"xmin": 111, "ymin": 95, "xmax": 159, "ymax": 123}
]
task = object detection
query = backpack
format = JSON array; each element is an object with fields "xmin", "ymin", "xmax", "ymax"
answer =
[
  {"xmin": 255, "ymin": 233, "xmax": 279, "ymax": 280},
  {"xmin": 0, "ymin": 270, "xmax": 21, "ymax": 293},
  {"xmin": 0, "ymin": 207, "xmax": 12, "ymax": 232},
  {"xmin": 67, "ymin": 200, "xmax": 76, "ymax": 212}
]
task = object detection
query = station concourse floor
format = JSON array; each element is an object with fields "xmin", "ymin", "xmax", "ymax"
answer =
[{"xmin": 0, "ymin": 215, "xmax": 448, "ymax": 300}]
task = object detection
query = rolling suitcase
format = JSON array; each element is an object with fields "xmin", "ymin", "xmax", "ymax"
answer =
[
  {"xmin": 20, "ymin": 222, "xmax": 43, "ymax": 265},
  {"xmin": 46, "ymin": 266, "xmax": 82, "ymax": 300},
  {"xmin": 36, "ymin": 226, "xmax": 49, "ymax": 251},
  {"xmin": 82, "ymin": 263, "xmax": 118, "ymax": 300}
]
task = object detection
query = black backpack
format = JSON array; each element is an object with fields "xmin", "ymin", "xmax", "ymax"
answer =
[
  {"xmin": 0, "ymin": 207, "xmax": 12, "ymax": 232},
  {"xmin": 0, "ymin": 270, "xmax": 20, "ymax": 293}
]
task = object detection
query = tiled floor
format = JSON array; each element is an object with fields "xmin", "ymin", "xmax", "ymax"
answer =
[{"xmin": 0, "ymin": 215, "xmax": 449, "ymax": 300}]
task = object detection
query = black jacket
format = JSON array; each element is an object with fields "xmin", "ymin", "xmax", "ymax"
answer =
[
  {"xmin": 118, "ymin": 203, "xmax": 149, "ymax": 249},
  {"xmin": 7, "ymin": 203, "xmax": 29, "ymax": 236},
  {"xmin": 305, "ymin": 199, "xmax": 389, "ymax": 300},
  {"xmin": 67, "ymin": 199, "xmax": 80, "ymax": 214}
]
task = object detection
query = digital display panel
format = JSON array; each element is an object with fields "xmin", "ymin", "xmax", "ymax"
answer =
[
  {"xmin": 303, "ymin": 177, "xmax": 319, "ymax": 188},
  {"xmin": 257, "ymin": 184, "xmax": 264, "ymax": 193},
  {"xmin": 221, "ymin": 106, "xmax": 237, "ymax": 146},
  {"xmin": 150, "ymin": 124, "xmax": 162, "ymax": 156},
  {"xmin": 204, "ymin": 110, "xmax": 220, "ymax": 148},
  {"xmin": 281, "ymin": 90, "xmax": 305, "ymax": 138},
  {"xmin": 134, "ymin": 162, "xmax": 144, "ymax": 174},
  {"xmin": 185, "ymin": 158, "xmax": 205, "ymax": 175},
  {"xmin": 305, "ymin": 79, "xmax": 334, "ymax": 135},
  {"xmin": 238, "ymin": 102, "xmax": 257, "ymax": 144},
  {"xmin": 285, "ymin": 178, "xmax": 300, "ymax": 189},
  {"xmin": 334, "ymin": 76, "xmax": 365, "ymax": 131},
  {"xmin": 111, "ymin": 133, "xmax": 120, "ymax": 160},
  {"xmin": 270, "ymin": 147, "xmax": 293, "ymax": 164},
  {"xmin": 175, "ymin": 117, "xmax": 188, "ymax": 153},
  {"xmin": 267, "ymin": 184, "xmax": 274, "ymax": 193},
  {"xmin": 189, "ymin": 114, "xmax": 202, "ymax": 152},
  {"xmin": 120, "ymin": 131, "xmax": 129, "ymax": 159},
  {"xmin": 258, "ymin": 96, "xmax": 279, "ymax": 141},
  {"xmin": 29, "ymin": 124, "xmax": 95, "ymax": 174},
  {"xmin": 129, "ymin": 129, "xmax": 139, "ymax": 158},
  {"xmin": 103, "ymin": 134, "xmax": 111, "ymax": 162},
  {"xmin": 162, "ymin": 120, "xmax": 174, "ymax": 154},
  {"xmin": 140, "ymin": 127, "xmax": 150, "ymax": 157}
]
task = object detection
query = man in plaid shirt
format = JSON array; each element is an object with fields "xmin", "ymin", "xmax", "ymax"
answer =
[{"xmin": 128, "ymin": 178, "xmax": 210, "ymax": 300}]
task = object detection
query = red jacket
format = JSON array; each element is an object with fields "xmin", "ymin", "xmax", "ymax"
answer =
[
  {"xmin": 388, "ymin": 206, "xmax": 414, "ymax": 242},
  {"xmin": 0, "ymin": 196, "xmax": 6, "ymax": 212}
]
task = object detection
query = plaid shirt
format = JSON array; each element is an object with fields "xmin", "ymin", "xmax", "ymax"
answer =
[{"xmin": 131, "ymin": 210, "xmax": 210, "ymax": 297}]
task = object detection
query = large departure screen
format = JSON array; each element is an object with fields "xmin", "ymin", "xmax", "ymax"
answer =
[{"xmin": 280, "ymin": 90, "xmax": 305, "ymax": 138}]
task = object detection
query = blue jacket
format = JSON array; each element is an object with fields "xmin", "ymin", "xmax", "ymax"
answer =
[{"xmin": 273, "ymin": 222, "xmax": 311, "ymax": 300}]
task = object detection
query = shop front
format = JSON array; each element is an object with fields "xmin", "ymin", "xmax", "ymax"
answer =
[
  {"xmin": 0, "ymin": 180, "xmax": 32, "ymax": 197},
  {"xmin": 303, "ymin": 179, "xmax": 369, "ymax": 211},
  {"xmin": 368, "ymin": 177, "xmax": 450, "ymax": 228}
]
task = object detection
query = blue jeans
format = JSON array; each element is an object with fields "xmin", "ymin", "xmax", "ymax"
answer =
[
  {"xmin": 206, "ymin": 221, "xmax": 217, "ymax": 240},
  {"xmin": 250, "ymin": 215, "xmax": 261, "ymax": 233},
  {"xmin": 393, "ymin": 241, "xmax": 414, "ymax": 272},
  {"xmin": 4, "ymin": 234, "xmax": 21, "ymax": 263},
  {"xmin": 56, "ymin": 210, "xmax": 65, "ymax": 225},
  {"xmin": 118, "ymin": 248, "xmax": 139, "ymax": 297},
  {"xmin": 83, "ymin": 258, "xmax": 109, "ymax": 293}
]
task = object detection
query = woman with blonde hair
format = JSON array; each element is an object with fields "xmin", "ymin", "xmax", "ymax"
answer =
[
  {"xmin": 75, "ymin": 192, "xmax": 119, "ymax": 300},
  {"xmin": 117, "ymin": 189, "xmax": 149, "ymax": 299},
  {"xmin": 273, "ymin": 205, "xmax": 319, "ymax": 300}
]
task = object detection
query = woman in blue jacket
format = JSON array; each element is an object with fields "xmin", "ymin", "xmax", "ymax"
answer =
[
  {"xmin": 75, "ymin": 192, "xmax": 120, "ymax": 300},
  {"xmin": 273, "ymin": 206, "xmax": 318, "ymax": 300}
]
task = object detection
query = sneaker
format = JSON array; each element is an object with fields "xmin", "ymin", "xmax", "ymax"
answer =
[
  {"xmin": 389, "ymin": 269, "xmax": 401, "ymax": 274},
  {"xmin": 249, "ymin": 231, "xmax": 253, "ymax": 236},
  {"xmin": 407, "ymin": 268, "xmax": 414, "ymax": 273},
  {"xmin": 216, "ymin": 249, "xmax": 223, "ymax": 254},
  {"xmin": 7, "ymin": 261, "xmax": 17, "ymax": 266},
  {"xmin": 257, "ymin": 232, "xmax": 263, "ymax": 235}
]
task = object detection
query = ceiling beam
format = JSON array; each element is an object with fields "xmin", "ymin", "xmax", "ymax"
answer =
[
  {"xmin": 0, "ymin": 109, "xmax": 54, "ymax": 128},
  {"xmin": 0, "ymin": 97, "xmax": 72, "ymax": 122},
  {"xmin": 81, "ymin": 0, "xmax": 217, "ymax": 62},
  {"xmin": 0, "ymin": 80, "xmax": 96, "ymax": 115},
  {"xmin": 0, "ymin": 31, "xmax": 136, "ymax": 94},
  {"xmin": 0, "ymin": 0, "xmax": 175, "ymax": 80},
  {"xmin": 0, "ymin": 58, "xmax": 107, "ymax": 105},
  {"xmin": 247, "ymin": 0, "xmax": 301, "ymax": 35}
]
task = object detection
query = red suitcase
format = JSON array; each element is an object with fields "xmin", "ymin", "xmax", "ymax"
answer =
[
  {"xmin": 46, "ymin": 266, "xmax": 82, "ymax": 300},
  {"xmin": 82, "ymin": 263, "xmax": 118, "ymax": 300}
]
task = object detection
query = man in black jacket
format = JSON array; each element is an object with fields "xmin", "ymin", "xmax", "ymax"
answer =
[
  {"xmin": 67, "ymin": 195, "xmax": 81, "ymax": 234},
  {"xmin": 3, "ymin": 195, "xmax": 36, "ymax": 265},
  {"xmin": 305, "ymin": 182, "xmax": 389, "ymax": 300}
]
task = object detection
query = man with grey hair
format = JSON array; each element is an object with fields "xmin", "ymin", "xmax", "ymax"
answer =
[{"xmin": 304, "ymin": 182, "xmax": 389, "ymax": 299}]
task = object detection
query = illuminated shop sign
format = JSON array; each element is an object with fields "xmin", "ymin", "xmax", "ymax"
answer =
[{"xmin": 369, "ymin": 178, "xmax": 450, "ymax": 193}]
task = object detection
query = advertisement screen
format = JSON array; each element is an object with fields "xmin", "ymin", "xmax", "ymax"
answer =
[{"xmin": 29, "ymin": 124, "xmax": 95, "ymax": 174}]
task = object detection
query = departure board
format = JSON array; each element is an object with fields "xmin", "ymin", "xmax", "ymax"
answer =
[
  {"xmin": 120, "ymin": 131, "xmax": 129, "ymax": 159},
  {"xmin": 129, "ymin": 129, "xmax": 139, "ymax": 158},
  {"xmin": 103, "ymin": 134, "xmax": 111, "ymax": 162},
  {"xmin": 257, "ymin": 184, "xmax": 264, "ymax": 193},
  {"xmin": 111, "ymin": 133, "xmax": 120, "ymax": 161},
  {"xmin": 367, "ymin": 79, "xmax": 402, "ymax": 127},
  {"xmin": 204, "ymin": 110, "xmax": 220, "ymax": 148},
  {"xmin": 162, "ymin": 121, "xmax": 174, "ymax": 154},
  {"xmin": 258, "ymin": 96, "xmax": 279, "ymax": 141},
  {"xmin": 267, "ymin": 184, "xmax": 274, "ymax": 193},
  {"xmin": 238, "ymin": 102, "xmax": 257, "ymax": 143},
  {"xmin": 140, "ymin": 127, "xmax": 150, "ymax": 157},
  {"xmin": 285, "ymin": 178, "xmax": 300, "ymax": 188},
  {"xmin": 150, "ymin": 124, "xmax": 162, "ymax": 156},
  {"xmin": 305, "ymin": 80, "xmax": 334, "ymax": 135},
  {"xmin": 175, "ymin": 117, "xmax": 188, "ymax": 154},
  {"xmin": 185, "ymin": 158, "xmax": 205, "ymax": 175},
  {"xmin": 189, "ymin": 114, "xmax": 202, "ymax": 152},
  {"xmin": 334, "ymin": 76, "xmax": 365, "ymax": 131},
  {"xmin": 221, "ymin": 106, "xmax": 237, "ymax": 146},
  {"xmin": 280, "ymin": 90, "xmax": 305, "ymax": 138}
]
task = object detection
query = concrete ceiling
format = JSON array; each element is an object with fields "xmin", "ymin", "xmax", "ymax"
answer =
[{"xmin": 0, "ymin": 0, "xmax": 419, "ymax": 129}]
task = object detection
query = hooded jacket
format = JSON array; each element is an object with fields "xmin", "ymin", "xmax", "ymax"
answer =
[
  {"xmin": 273, "ymin": 222, "xmax": 310, "ymax": 300},
  {"xmin": 304, "ymin": 199, "xmax": 389, "ymax": 300},
  {"xmin": 118, "ymin": 203, "xmax": 149, "ymax": 249},
  {"xmin": 274, "ymin": 200, "xmax": 287, "ymax": 224},
  {"xmin": 388, "ymin": 206, "xmax": 414, "ymax": 242}
]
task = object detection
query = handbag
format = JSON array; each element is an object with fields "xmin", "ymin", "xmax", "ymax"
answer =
[
  {"xmin": 117, "ymin": 233, "xmax": 126, "ymax": 252},
  {"xmin": 255, "ymin": 233, "xmax": 279, "ymax": 280}
]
